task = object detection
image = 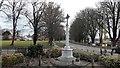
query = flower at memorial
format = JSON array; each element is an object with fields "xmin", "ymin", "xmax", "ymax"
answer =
[{"xmin": 46, "ymin": 48, "xmax": 62, "ymax": 58}]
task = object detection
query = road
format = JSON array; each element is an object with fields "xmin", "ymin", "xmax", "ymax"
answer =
[
  {"xmin": 1, "ymin": 49, "xmax": 16, "ymax": 55},
  {"xmin": 61, "ymin": 41, "xmax": 112, "ymax": 54}
]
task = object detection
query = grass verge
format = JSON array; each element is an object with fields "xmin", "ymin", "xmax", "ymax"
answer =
[{"xmin": 0, "ymin": 40, "xmax": 64, "ymax": 49}]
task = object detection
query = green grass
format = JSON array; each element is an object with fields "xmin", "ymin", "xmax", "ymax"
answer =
[
  {"xmin": 0, "ymin": 40, "xmax": 64, "ymax": 49},
  {"xmin": 55, "ymin": 41, "xmax": 65, "ymax": 47}
]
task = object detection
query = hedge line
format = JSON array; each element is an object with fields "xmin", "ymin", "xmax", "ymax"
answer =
[
  {"xmin": 73, "ymin": 49, "xmax": 100, "ymax": 62},
  {"xmin": 99, "ymin": 55, "xmax": 120, "ymax": 68}
]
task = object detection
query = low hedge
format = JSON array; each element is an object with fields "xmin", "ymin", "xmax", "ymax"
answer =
[
  {"xmin": 73, "ymin": 49, "xmax": 100, "ymax": 62},
  {"xmin": 2, "ymin": 53, "xmax": 24, "ymax": 66},
  {"xmin": 99, "ymin": 55, "xmax": 120, "ymax": 68}
]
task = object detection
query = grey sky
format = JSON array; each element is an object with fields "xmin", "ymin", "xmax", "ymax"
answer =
[{"xmin": 48, "ymin": 0, "xmax": 103, "ymax": 24}]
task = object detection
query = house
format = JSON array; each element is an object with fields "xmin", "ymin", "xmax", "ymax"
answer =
[{"xmin": 2, "ymin": 31, "xmax": 12, "ymax": 40}]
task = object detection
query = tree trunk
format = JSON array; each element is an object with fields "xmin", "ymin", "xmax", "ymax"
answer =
[
  {"xmin": 11, "ymin": 27, "xmax": 15, "ymax": 46},
  {"xmin": 91, "ymin": 37, "xmax": 95, "ymax": 44},
  {"xmin": 49, "ymin": 35, "xmax": 53, "ymax": 46},
  {"xmin": 33, "ymin": 28, "xmax": 38, "ymax": 45},
  {"xmin": 48, "ymin": 28, "xmax": 54, "ymax": 46},
  {"xmin": 111, "ymin": 40, "xmax": 117, "ymax": 48},
  {"xmin": 99, "ymin": 33, "xmax": 103, "ymax": 46}
]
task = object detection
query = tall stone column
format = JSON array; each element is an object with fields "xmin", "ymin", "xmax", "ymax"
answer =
[
  {"xmin": 58, "ymin": 14, "xmax": 75, "ymax": 65},
  {"xmin": 65, "ymin": 14, "xmax": 70, "ymax": 49}
]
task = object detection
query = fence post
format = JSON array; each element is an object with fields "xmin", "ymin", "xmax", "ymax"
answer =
[
  {"xmin": 72, "ymin": 60, "xmax": 74, "ymax": 65},
  {"xmin": 111, "ymin": 50, "xmax": 113, "ymax": 55},
  {"xmin": 39, "ymin": 55, "xmax": 41, "ymax": 66},
  {"xmin": 100, "ymin": 48, "xmax": 102, "ymax": 55},
  {"xmin": 7, "ymin": 48, "xmax": 9, "ymax": 54},
  {"xmin": 26, "ymin": 56, "xmax": 29, "ymax": 66},
  {"xmin": 79, "ymin": 53, "xmax": 80, "ymax": 60},
  {"xmin": 91, "ymin": 58, "xmax": 94, "ymax": 68},
  {"xmin": 104, "ymin": 49, "xmax": 107, "ymax": 56},
  {"xmin": 87, "ymin": 49, "xmax": 88, "ymax": 52}
]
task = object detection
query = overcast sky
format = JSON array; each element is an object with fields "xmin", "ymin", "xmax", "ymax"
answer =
[
  {"xmin": 48, "ymin": 0, "xmax": 104, "ymax": 24},
  {"xmin": 0, "ymin": 0, "xmax": 104, "ymax": 35}
]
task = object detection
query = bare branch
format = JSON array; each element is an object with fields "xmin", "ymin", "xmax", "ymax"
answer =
[
  {"xmin": 6, "ymin": 0, "xmax": 12, "ymax": 6},
  {"xmin": 0, "ymin": 0, "xmax": 4, "ymax": 8},
  {"xmin": 0, "ymin": 10, "xmax": 11, "ymax": 18},
  {"xmin": 2, "ymin": 3, "xmax": 12, "ymax": 9},
  {"xmin": 25, "ymin": 15, "xmax": 34, "ymax": 26}
]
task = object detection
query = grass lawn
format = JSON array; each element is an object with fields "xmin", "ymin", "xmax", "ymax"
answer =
[{"xmin": 0, "ymin": 40, "xmax": 64, "ymax": 49}]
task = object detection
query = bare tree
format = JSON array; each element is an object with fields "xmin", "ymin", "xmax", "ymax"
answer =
[
  {"xmin": 24, "ymin": 0, "xmax": 46, "ymax": 45},
  {"xmin": 81, "ymin": 8, "xmax": 99, "ymax": 43},
  {"xmin": 1, "ymin": 0, "xmax": 26, "ymax": 46},
  {"xmin": 70, "ymin": 17, "xmax": 88, "ymax": 43},
  {"xmin": 0, "ymin": 0, "xmax": 4, "ymax": 8},
  {"xmin": 54, "ymin": 25, "xmax": 65, "ymax": 41},
  {"xmin": 96, "ymin": 8, "xmax": 105, "ymax": 45},
  {"xmin": 98, "ymin": 1, "xmax": 120, "ymax": 47},
  {"xmin": 42, "ymin": 2, "xmax": 64, "ymax": 46}
]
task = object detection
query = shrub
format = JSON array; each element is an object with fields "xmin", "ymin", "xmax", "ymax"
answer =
[
  {"xmin": 27, "ymin": 44, "xmax": 45, "ymax": 58},
  {"xmin": 73, "ymin": 49, "xmax": 100, "ymax": 62},
  {"xmin": 73, "ymin": 52, "xmax": 80, "ymax": 58},
  {"xmin": 2, "ymin": 53, "xmax": 24, "ymax": 66},
  {"xmin": 73, "ymin": 52, "xmax": 81, "ymax": 62},
  {"xmin": 99, "ymin": 55, "xmax": 120, "ymax": 68},
  {"xmin": 46, "ymin": 48, "xmax": 62, "ymax": 58}
]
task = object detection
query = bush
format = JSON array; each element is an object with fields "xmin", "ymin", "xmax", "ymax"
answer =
[
  {"xmin": 27, "ymin": 44, "xmax": 45, "ymax": 58},
  {"xmin": 73, "ymin": 49, "xmax": 100, "ymax": 62},
  {"xmin": 46, "ymin": 48, "xmax": 62, "ymax": 58},
  {"xmin": 99, "ymin": 55, "xmax": 120, "ymax": 68},
  {"xmin": 2, "ymin": 53, "xmax": 24, "ymax": 66},
  {"xmin": 73, "ymin": 52, "xmax": 80, "ymax": 58},
  {"xmin": 73, "ymin": 52, "xmax": 80, "ymax": 62}
]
